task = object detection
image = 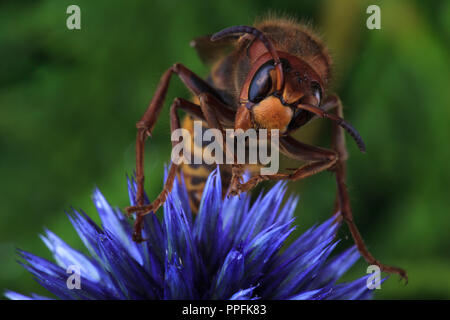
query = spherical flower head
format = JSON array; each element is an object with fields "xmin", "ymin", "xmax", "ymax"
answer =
[{"xmin": 5, "ymin": 168, "xmax": 374, "ymax": 300}]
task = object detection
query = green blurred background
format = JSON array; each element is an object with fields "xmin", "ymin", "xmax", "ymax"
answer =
[{"xmin": 1, "ymin": 0, "xmax": 449, "ymax": 299}]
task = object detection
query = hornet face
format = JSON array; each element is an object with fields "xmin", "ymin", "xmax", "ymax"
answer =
[{"xmin": 240, "ymin": 52, "xmax": 325, "ymax": 134}]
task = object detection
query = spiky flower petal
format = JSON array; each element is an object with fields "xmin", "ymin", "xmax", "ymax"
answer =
[{"xmin": 6, "ymin": 169, "xmax": 372, "ymax": 300}]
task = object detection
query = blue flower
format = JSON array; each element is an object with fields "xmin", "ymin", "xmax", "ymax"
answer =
[{"xmin": 5, "ymin": 168, "xmax": 374, "ymax": 300}]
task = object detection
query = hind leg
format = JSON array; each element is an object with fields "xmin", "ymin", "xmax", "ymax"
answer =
[{"xmin": 328, "ymin": 94, "xmax": 408, "ymax": 282}]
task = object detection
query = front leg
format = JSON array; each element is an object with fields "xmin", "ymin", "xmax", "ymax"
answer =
[
  {"xmin": 232, "ymin": 136, "xmax": 338, "ymax": 194},
  {"xmin": 126, "ymin": 62, "xmax": 235, "ymax": 242},
  {"xmin": 227, "ymin": 164, "xmax": 245, "ymax": 197},
  {"xmin": 227, "ymin": 105, "xmax": 255, "ymax": 197},
  {"xmin": 129, "ymin": 63, "xmax": 225, "ymax": 212},
  {"xmin": 126, "ymin": 98, "xmax": 205, "ymax": 241},
  {"xmin": 126, "ymin": 63, "xmax": 234, "ymax": 242}
]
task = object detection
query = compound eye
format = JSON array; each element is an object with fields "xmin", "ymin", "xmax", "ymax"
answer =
[
  {"xmin": 311, "ymin": 81, "xmax": 322, "ymax": 105},
  {"xmin": 248, "ymin": 61, "xmax": 275, "ymax": 103}
]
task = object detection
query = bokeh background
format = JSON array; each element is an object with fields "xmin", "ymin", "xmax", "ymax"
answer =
[{"xmin": 1, "ymin": 0, "xmax": 449, "ymax": 299}]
